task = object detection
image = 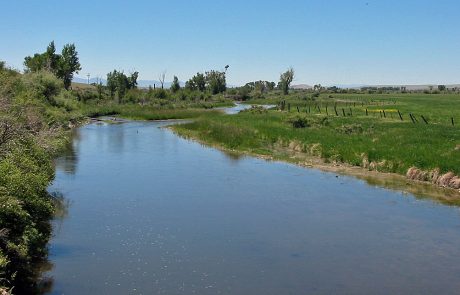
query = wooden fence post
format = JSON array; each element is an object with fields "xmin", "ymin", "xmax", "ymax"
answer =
[{"xmin": 421, "ymin": 115, "xmax": 428, "ymax": 124}]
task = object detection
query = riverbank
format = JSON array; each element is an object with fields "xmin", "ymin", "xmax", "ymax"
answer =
[{"xmin": 170, "ymin": 106, "xmax": 460, "ymax": 205}]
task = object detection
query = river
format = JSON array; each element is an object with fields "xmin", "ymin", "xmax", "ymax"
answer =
[{"xmin": 43, "ymin": 117, "xmax": 460, "ymax": 294}]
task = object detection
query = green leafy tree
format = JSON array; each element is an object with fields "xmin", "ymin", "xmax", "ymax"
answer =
[
  {"xmin": 106, "ymin": 70, "xmax": 118, "ymax": 99},
  {"xmin": 267, "ymin": 81, "xmax": 276, "ymax": 91},
  {"xmin": 24, "ymin": 53, "xmax": 47, "ymax": 73},
  {"xmin": 279, "ymin": 67, "xmax": 294, "ymax": 95},
  {"xmin": 116, "ymin": 72, "xmax": 128, "ymax": 100},
  {"xmin": 106, "ymin": 70, "xmax": 138, "ymax": 102},
  {"xmin": 56, "ymin": 44, "xmax": 81, "ymax": 90},
  {"xmin": 127, "ymin": 71, "xmax": 139, "ymax": 89},
  {"xmin": 170, "ymin": 76, "xmax": 181, "ymax": 93},
  {"xmin": 24, "ymin": 41, "xmax": 81, "ymax": 90},
  {"xmin": 185, "ymin": 72, "xmax": 206, "ymax": 92},
  {"xmin": 205, "ymin": 70, "xmax": 226, "ymax": 94},
  {"xmin": 44, "ymin": 41, "xmax": 59, "ymax": 71}
]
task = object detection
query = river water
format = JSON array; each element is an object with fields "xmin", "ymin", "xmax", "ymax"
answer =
[{"xmin": 44, "ymin": 118, "xmax": 460, "ymax": 294}]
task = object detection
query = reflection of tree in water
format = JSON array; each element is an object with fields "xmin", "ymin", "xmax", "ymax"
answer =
[
  {"xmin": 13, "ymin": 257, "xmax": 55, "ymax": 295},
  {"xmin": 15, "ymin": 192, "xmax": 70, "ymax": 295},
  {"xmin": 54, "ymin": 129, "xmax": 80, "ymax": 175},
  {"xmin": 50, "ymin": 191, "xmax": 70, "ymax": 221}
]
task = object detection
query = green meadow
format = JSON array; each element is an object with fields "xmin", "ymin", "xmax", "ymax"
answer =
[{"xmin": 172, "ymin": 92, "xmax": 460, "ymax": 177}]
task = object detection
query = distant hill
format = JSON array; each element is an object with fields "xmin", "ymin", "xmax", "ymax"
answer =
[
  {"xmin": 291, "ymin": 84, "xmax": 312, "ymax": 89},
  {"xmin": 292, "ymin": 83, "xmax": 460, "ymax": 90},
  {"xmin": 327, "ymin": 84, "xmax": 460, "ymax": 90}
]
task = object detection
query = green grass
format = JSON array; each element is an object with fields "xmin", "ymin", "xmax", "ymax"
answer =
[
  {"xmin": 173, "ymin": 93, "xmax": 460, "ymax": 176},
  {"xmin": 80, "ymin": 103, "xmax": 228, "ymax": 120}
]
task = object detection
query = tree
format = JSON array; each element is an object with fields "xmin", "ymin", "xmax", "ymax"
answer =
[
  {"xmin": 438, "ymin": 85, "xmax": 446, "ymax": 92},
  {"xmin": 24, "ymin": 53, "xmax": 47, "ymax": 73},
  {"xmin": 254, "ymin": 81, "xmax": 267, "ymax": 94},
  {"xmin": 106, "ymin": 70, "xmax": 138, "ymax": 102},
  {"xmin": 57, "ymin": 44, "xmax": 81, "ymax": 89},
  {"xmin": 185, "ymin": 72, "xmax": 206, "ymax": 92},
  {"xmin": 279, "ymin": 67, "xmax": 294, "ymax": 95},
  {"xmin": 158, "ymin": 71, "xmax": 166, "ymax": 89},
  {"xmin": 24, "ymin": 41, "xmax": 81, "ymax": 90},
  {"xmin": 44, "ymin": 41, "xmax": 59, "ymax": 72},
  {"xmin": 170, "ymin": 76, "xmax": 181, "ymax": 93},
  {"xmin": 205, "ymin": 70, "xmax": 226, "ymax": 94},
  {"xmin": 313, "ymin": 84, "xmax": 323, "ymax": 92},
  {"xmin": 106, "ymin": 70, "xmax": 118, "ymax": 99},
  {"xmin": 127, "ymin": 71, "xmax": 139, "ymax": 89}
]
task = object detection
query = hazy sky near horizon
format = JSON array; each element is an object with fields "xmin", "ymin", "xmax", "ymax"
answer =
[{"xmin": 1, "ymin": 0, "xmax": 459, "ymax": 86}]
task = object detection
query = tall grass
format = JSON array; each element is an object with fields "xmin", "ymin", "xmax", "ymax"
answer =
[{"xmin": 173, "ymin": 99, "xmax": 460, "ymax": 175}]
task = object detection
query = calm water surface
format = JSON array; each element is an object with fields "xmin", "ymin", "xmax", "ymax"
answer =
[{"xmin": 45, "ymin": 120, "xmax": 460, "ymax": 295}]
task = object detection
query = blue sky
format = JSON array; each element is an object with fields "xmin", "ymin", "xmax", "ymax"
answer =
[{"xmin": 1, "ymin": 0, "xmax": 459, "ymax": 86}]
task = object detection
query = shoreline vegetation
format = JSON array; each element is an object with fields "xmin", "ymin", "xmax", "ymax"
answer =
[
  {"xmin": 1, "ymin": 42, "xmax": 460, "ymax": 293},
  {"xmin": 170, "ymin": 99, "xmax": 460, "ymax": 199}
]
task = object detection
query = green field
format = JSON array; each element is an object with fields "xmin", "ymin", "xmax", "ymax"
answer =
[{"xmin": 172, "ymin": 92, "xmax": 460, "ymax": 185}]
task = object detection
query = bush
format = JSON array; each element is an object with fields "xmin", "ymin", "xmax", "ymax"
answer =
[
  {"xmin": 288, "ymin": 116, "xmax": 329, "ymax": 128},
  {"xmin": 21, "ymin": 71, "xmax": 63, "ymax": 105}
]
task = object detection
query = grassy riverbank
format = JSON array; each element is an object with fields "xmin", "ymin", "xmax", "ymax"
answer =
[{"xmin": 171, "ymin": 93, "xmax": 460, "ymax": 195}]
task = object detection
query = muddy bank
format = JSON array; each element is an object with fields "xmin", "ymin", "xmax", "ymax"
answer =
[{"xmin": 407, "ymin": 167, "xmax": 460, "ymax": 190}]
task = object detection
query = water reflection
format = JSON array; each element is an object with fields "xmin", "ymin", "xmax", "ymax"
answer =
[
  {"xmin": 54, "ymin": 129, "xmax": 80, "ymax": 175},
  {"xmin": 15, "ymin": 192, "xmax": 70, "ymax": 295}
]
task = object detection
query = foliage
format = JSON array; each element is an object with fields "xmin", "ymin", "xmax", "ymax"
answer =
[
  {"xmin": 279, "ymin": 67, "xmax": 295, "ymax": 95},
  {"xmin": 0, "ymin": 65, "xmax": 81, "ymax": 292},
  {"xmin": 185, "ymin": 72, "xmax": 206, "ymax": 92},
  {"xmin": 106, "ymin": 70, "xmax": 138, "ymax": 102},
  {"xmin": 24, "ymin": 41, "xmax": 81, "ymax": 90},
  {"xmin": 170, "ymin": 76, "xmax": 181, "ymax": 93},
  {"xmin": 205, "ymin": 70, "xmax": 226, "ymax": 94}
]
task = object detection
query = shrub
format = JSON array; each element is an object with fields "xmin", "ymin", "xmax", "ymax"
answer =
[{"xmin": 21, "ymin": 71, "xmax": 63, "ymax": 105}]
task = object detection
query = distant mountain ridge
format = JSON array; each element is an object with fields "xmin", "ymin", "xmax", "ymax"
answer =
[{"xmin": 292, "ymin": 83, "xmax": 460, "ymax": 90}]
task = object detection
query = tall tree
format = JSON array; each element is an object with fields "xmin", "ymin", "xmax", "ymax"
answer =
[
  {"xmin": 185, "ymin": 72, "xmax": 206, "ymax": 92},
  {"xmin": 158, "ymin": 71, "xmax": 166, "ymax": 89},
  {"xmin": 279, "ymin": 67, "xmax": 294, "ymax": 95},
  {"xmin": 57, "ymin": 44, "xmax": 81, "ymax": 90},
  {"xmin": 24, "ymin": 53, "xmax": 47, "ymax": 73},
  {"xmin": 106, "ymin": 70, "xmax": 118, "ymax": 99},
  {"xmin": 106, "ymin": 70, "xmax": 138, "ymax": 102},
  {"xmin": 128, "ymin": 71, "xmax": 139, "ymax": 89},
  {"xmin": 44, "ymin": 41, "xmax": 59, "ymax": 72},
  {"xmin": 205, "ymin": 70, "xmax": 226, "ymax": 94},
  {"xmin": 170, "ymin": 76, "xmax": 181, "ymax": 93},
  {"xmin": 24, "ymin": 42, "xmax": 81, "ymax": 90}
]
